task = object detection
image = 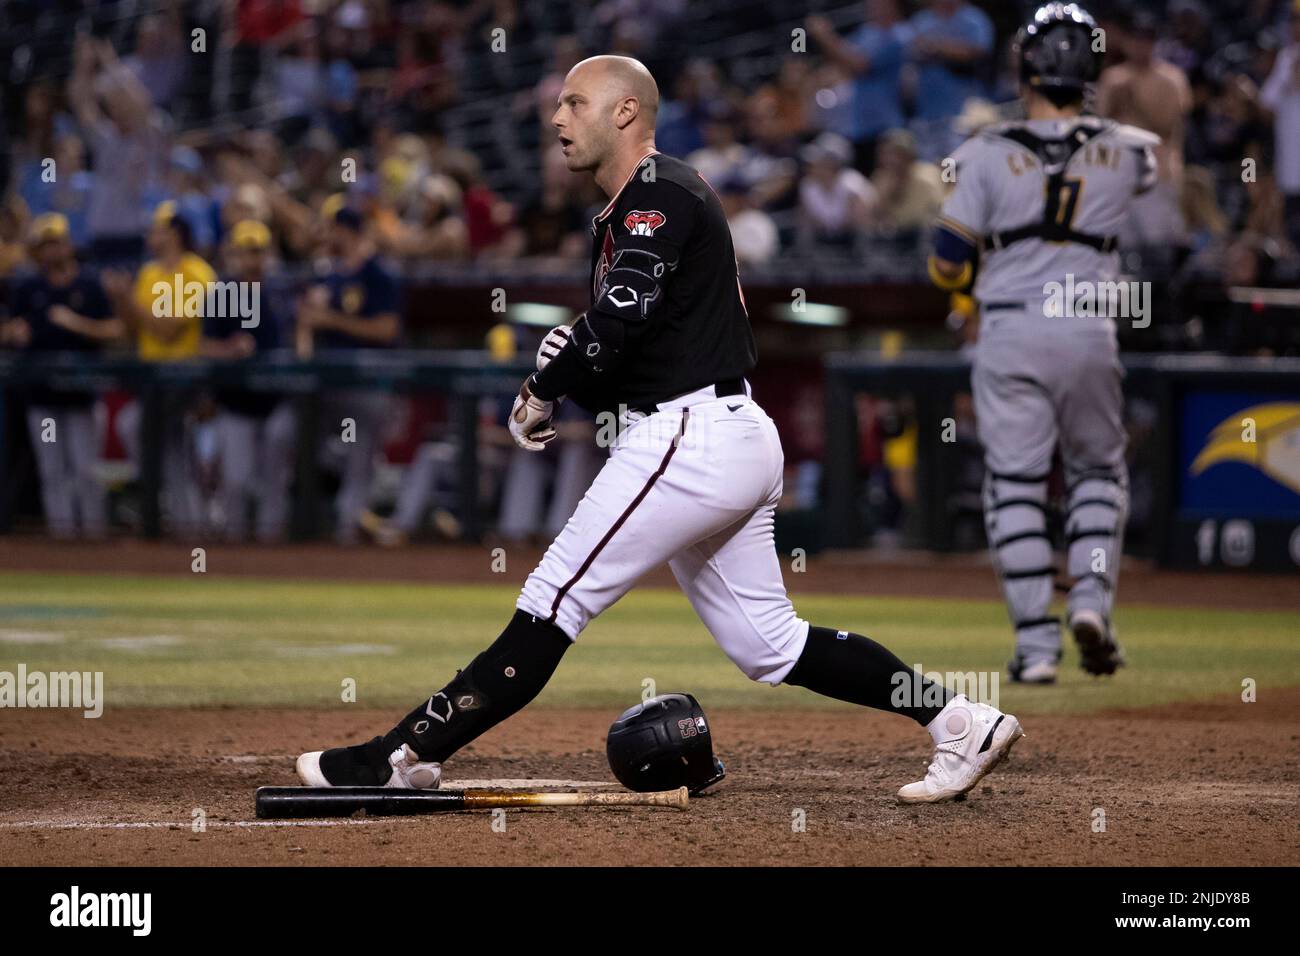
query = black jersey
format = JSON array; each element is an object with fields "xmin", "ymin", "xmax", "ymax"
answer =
[{"xmin": 565, "ymin": 152, "xmax": 757, "ymax": 415}]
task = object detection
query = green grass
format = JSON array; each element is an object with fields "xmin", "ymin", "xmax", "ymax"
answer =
[{"xmin": 0, "ymin": 572, "xmax": 1296, "ymax": 715}]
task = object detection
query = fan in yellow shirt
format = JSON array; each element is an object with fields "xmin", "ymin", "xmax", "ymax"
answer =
[{"xmin": 104, "ymin": 202, "xmax": 215, "ymax": 360}]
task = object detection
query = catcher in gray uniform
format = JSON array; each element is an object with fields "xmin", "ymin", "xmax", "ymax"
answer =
[{"xmin": 930, "ymin": 3, "xmax": 1154, "ymax": 683}]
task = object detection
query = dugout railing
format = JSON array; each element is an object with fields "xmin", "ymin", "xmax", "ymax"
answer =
[
  {"xmin": 0, "ymin": 351, "xmax": 535, "ymax": 542},
  {"xmin": 823, "ymin": 351, "xmax": 1300, "ymax": 571}
]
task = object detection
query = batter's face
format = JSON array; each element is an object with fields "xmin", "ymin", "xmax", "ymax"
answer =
[{"xmin": 552, "ymin": 65, "xmax": 620, "ymax": 174}]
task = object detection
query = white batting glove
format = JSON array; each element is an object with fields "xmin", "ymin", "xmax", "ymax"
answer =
[
  {"xmin": 508, "ymin": 375, "xmax": 557, "ymax": 451},
  {"xmin": 536, "ymin": 323, "xmax": 573, "ymax": 371}
]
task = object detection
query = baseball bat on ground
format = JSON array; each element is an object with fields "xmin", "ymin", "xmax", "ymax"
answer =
[{"xmin": 254, "ymin": 785, "xmax": 689, "ymax": 819}]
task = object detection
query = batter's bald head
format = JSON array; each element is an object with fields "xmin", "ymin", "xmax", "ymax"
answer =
[
  {"xmin": 567, "ymin": 55, "xmax": 659, "ymax": 129},
  {"xmin": 553, "ymin": 55, "xmax": 660, "ymax": 183}
]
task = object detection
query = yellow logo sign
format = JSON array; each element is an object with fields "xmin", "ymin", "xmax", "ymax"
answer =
[{"xmin": 1190, "ymin": 403, "xmax": 1300, "ymax": 495}]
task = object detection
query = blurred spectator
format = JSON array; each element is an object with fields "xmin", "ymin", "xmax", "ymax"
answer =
[
  {"xmin": 106, "ymin": 202, "xmax": 217, "ymax": 534},
  {"xmin": 1157, "ymin": 0, "xmax": 1216, "ymax": 79},
  {"xmin": 199, "ymin": 220, "xmax": 295, "ymax": 542},
  {"xmin": 687, "ymin": 104, "xmax": 750, "ymax": 186},
  {"xmin": 444, "ymin": 154, "xmax": 515, "ymax": 258},
  {"xmin": 719, "ymin": 178, "xmax": 778, "ymax": 267},
  {"xmin": 297, "ymin": 204, "xmax": 400, "ymax": 543},
  {"xmin": 392, "ymin": 4, "xmax": 460, "ymax": 128},
  {"xmin": 1180, "ymin": 165, "xmax": 1231, "ymax": 253},
  {"xmin": 230, "ymin": 0, "xmax": 305, "ymax": 115},
  {"xmin": 123, "ymin": 10, "xmax": 188, "ymax": 112},
  {"xmin": 381, "ymin": 173, "xmax": 470, "ymax": 261},
  {"xmin": 656, "ymin": 60, "xmax": 725, "ymax": 158},
  {"xmin": 1241, "ymin": 168, "xmax": 1293, "ymax": 252},
  {"xmin": 869, "ymin": 129, "xmax": 944, "ymax": 237},
  {"xmin": 808, "ymin": 0, "xmax": 910, "ymax": 172},
  {"xmin": 67, "ymin": 36, "xmax": 166, "ymax": 267},
  {"xmin": 807, "ymin": 60, "xmax": 857, "ymax": 145},
  {"xmin": 111, "ymin": 203, "xmax": 214, "ymax": 361},
  {"xmin": 274, "ymin": 24, "xmax": 327, "ymax": 134},
  {"xmin": 161, "ymin": 146, "xmax": 218, "ymax": 257},
  {"xmin": 797, "ymin": 133, "xmax": 879, "ymax": 251},
  {"xmin": 1260, "ymin": 5, "xmax": 1300, "ymax": 248},
  {"xmin": 1098, "ymin": 10, "xmax": 1193, "ymax": 247},
  {"xmin": 21, "ymin": 133, "xmax": 95, "ymax": 251},
  {"xmin": 1187, "ymin": 73, "xmax": 1266, "ymax": 171},
  {"xmin": 503, "ymin": 148, "xmax": 588, "ymax": 259},
  {"xmin": 0, "ymin": 213, "xmax": 122, "ymax": 538},
  {"xmin": 906, "ymin": 0, "xmax": 995, "ymax": 122},
  {"xmin": 756, "ymin": 58, "xmax": 815, "ymax": 145},
  {"xmin": 741, "ymin": 90, "xmax": 802, "ymax": 210},
  {"xmin": 0, "ymin": 198, "xmax": 29, "ymax": 277},
  {"xmin": 531, "ymin": 36, "xmax": 584, "ymax": 124},
  {"xmin": 497, "ymin": 400, "xmax": 604, "ymax": 542},
  {"xmin": 360, "ymin": 442, "xmax": 462, "ymax": 546}
]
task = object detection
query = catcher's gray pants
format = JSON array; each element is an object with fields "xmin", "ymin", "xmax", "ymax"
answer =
[
  {"xmin": 214, "ymin": 404, "xmax": 296, "ymax": 541},
  {"xmin": 319, "ymin": 390, "xmax": 391, "ymax": 542},
  {"xmin": 972, "ymin": 315, "xmax": 1128, "ymax": 666},
  {"xmin": 25, "ymin": 404, "xmax": 107, "ymax": 538}
]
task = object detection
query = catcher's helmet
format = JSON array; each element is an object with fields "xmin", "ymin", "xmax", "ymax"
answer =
[
  {"xmin": 606, "ymin": 693, "xmax": 725, "ymax": 795},
  {"xmin": 1015, "ymin": 3, "xmax": 1102, "ymax": 93}
]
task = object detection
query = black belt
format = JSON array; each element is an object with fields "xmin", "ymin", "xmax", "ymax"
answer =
[
  {"xmin": 983, "ymin": 301, "xmax": 1026, "ymax": 312},
  {"xmin": 628, "ymin": 377, "xmax": 745, "ymax": 415}
]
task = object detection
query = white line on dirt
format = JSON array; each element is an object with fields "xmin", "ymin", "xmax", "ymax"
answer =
[{"xmin": 0, "ymin": 819, "xmax": 381, "ymax": 830}]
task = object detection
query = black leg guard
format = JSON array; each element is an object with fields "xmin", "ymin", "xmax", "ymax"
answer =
[
  {"xmin": 319, "ymin": 610, "xmax": 571, "ymax": 783},
  {"xmin": 784, "ymin": 626, "xmax": 951, "ymax": 727},
  {"xmin": 395, "ymin": 609, "xmax": 572, "ymax": 762}
]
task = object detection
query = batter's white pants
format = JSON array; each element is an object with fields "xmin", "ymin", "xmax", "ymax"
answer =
[{"xmin": 517, "ymin": 388, "xmax": 809, "ymax": 685}]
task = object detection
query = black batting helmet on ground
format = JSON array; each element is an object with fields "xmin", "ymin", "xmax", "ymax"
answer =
[
  {"xmin": 606, "ymin": 693, "xmax": 725, "ymax": 795},
  {"xmin": 1016, "ymin": 3, "xmax": 1102, "ymax": 93}
]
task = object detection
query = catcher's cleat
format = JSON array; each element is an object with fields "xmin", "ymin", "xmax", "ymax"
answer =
[
  {"xmin": 897, "ymin": 695, "xmax": 1025, "ymax": 804},
  {"xmin": 296, "ymin": 736, "xmax": 442, "ymax": 789},
  {"xmin": 1069, "ymin": 609, "xmax": 1125, "ymax": 676},
  {"xmin": 1007, "ymin": 656, "xmax": 1058, "ymax": 684}
]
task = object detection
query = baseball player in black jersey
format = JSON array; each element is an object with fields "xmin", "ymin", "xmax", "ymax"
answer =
[{"xmin": 297, "ymin": 55, "xmax": 1024, "ymax": 803}]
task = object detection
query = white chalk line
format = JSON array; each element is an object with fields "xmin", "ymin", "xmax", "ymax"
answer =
[{"xmin": 0, "ymin": 819, "xmax": 381, "ymax": 830}]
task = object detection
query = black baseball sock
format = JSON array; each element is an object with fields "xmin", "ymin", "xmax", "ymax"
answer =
[
  {"xmin": 320, "ymin": 610, "xmax": 572, "ymax": 783},
  {"xmin": 784, "ymin": 626, "xmax": 951, "ymax": 727}
]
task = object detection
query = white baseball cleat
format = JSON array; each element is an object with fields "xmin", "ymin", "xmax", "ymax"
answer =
[
  {"xmin": 1009, "ymin": 657, "xmax": 1058, "ymax": 684},
  {"xmin": 296, "ymin": 739, "xmax": 442, "ymax": 790},
  {"xmin": 897, "ymin": 695, "xmax": 1025, "ymax": 804}
]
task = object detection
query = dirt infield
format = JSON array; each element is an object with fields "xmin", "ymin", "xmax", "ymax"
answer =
[
  {"xmin": 2, "ymin": 689, "xmax": 1296, "ymax": 866},
  {"xmin": 3, "ymin": 536, "xmax": 1299, "ymax": 610}
]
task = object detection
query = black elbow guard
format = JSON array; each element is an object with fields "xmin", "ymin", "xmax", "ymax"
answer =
[
  {"xmin": 595, "ymin": 247, "xmax": 674, "ymax": 320},
  {"xmin": 530, "ymin": 310, "xmax": 628, "ymax": 400},
  {"xmin": 570, "ymin": 309, "xmax": 625, "ymax": 374}
]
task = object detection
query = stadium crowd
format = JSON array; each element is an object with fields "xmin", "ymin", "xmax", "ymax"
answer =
[{"xmin": 1, "ymin": 0, "xmax": 1299, "ymax": 542}]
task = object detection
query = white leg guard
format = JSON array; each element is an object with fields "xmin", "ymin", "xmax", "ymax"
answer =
[
  {"xmin": 984, "ymin": 471, "xmax": 1059, "ymax": 665},
  {"xmin": 1065, "ymin": 466, "xmax": 1128, "ymax": 625}
]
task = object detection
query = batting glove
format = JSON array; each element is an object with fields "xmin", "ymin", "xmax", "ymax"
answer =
[
  {"xmin": 509, "ymin": 375, "xmax": 557, "ymax": 451},
  {"xmin": 536, "ymin": 323, "xmax": 574, "ymax": 371}
]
